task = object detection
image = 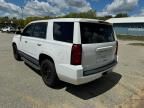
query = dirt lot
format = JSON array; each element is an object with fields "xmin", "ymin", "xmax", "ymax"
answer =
[{"xmin": 0, "ymin": 32, "xmax": 144, "ymax": 108}]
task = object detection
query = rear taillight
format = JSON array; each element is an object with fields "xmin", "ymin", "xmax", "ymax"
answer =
[
  {"xmin": 71, "ymin": 44, "xmax": 82, "ymax": 65},
  {"xmin": 115, "ymin": 41, "xmax": 118, "ymax": 55}
]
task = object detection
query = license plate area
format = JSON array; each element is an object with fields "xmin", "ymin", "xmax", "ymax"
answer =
[{"xmin": 96, "ymin": 48, "xmax": 113, "ymax": 63}]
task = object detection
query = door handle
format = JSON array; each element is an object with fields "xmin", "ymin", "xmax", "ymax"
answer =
[
  {"xmin": 25, "ymin": 41, "xmax": 28, "ymax": 43},
  {"xmin": 37, "ymin": 44, "xmax": 41, "ymax": 46}
]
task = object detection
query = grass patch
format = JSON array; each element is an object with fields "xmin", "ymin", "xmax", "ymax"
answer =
[
  {"xmin": 117, "ymin": 35, "xmax": 144, "ymax": 41},
  {"xmin": 128, "ymin": 43, "xmax": 144, "ymax": 46}
]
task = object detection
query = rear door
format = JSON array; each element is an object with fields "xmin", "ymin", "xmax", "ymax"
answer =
[
  {"xmin": 80, "ymin": 22, "xmax": 117, "ymax": 71},
  {"xmin": 30, "ymin": 22, "xmax": 48, "ymax": 59}
]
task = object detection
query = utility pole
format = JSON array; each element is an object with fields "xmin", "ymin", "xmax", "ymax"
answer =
[
  {"xmin": 21, "ymin": 6, "xmax": 24, "ymax": 20},
  {"xmin": 21, "ymin": 6, "xmax": 24, "ymax": 28}
]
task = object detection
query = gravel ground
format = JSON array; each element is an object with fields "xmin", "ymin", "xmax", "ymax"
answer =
[{"xmin": 0, "ymin": 32, "xmax": 144, "ymax": 108}]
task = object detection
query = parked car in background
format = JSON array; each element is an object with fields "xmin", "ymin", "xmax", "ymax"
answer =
[
  {"xmin": 1, "ymin": 26, "xmax": 16, "ymax": 33},
  {"xmin": 1, "ymin": 27, "xmax": 11, "ymax": 32},
  {"xmin": 12, "ymin": 18, "xmax": 118, "ymax": 87},
  {"xmin": 9, "ymin": 27, "xmax": 16, "ymax": 33}
]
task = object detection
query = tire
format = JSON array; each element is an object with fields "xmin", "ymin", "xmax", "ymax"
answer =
[
  {"xmin": 13, "ymin": 45, "xmax": 22, "ymax": 61},
  {"xmin": 40, "ymin": 59, "xmax": 59, "ymax": 87}
]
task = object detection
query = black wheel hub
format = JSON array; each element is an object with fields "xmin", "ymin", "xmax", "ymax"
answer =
[{"xmin": 42, "ymin": 64, "xmax": 51, "ymax": 81}]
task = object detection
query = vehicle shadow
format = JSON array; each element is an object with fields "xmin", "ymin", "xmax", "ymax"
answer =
[
  {"xmin": 25, "ymin": 63, "xmax": 122, "ymax": 100},
  {"xmin": 65, "ymin": 72, "xmax": 122, "ymax": 100},
  {"xmin": 25, "ymin": 63, "xmax": 41, "ymax": 76},
  {"xmin": 25, "ymin": 62, "xmax": 66, "ymax": 89}
]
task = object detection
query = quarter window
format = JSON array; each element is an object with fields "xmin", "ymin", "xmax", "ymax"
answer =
[{"xmin": 53, "ymin": 22, "xmax": 74, "ymax": 43}]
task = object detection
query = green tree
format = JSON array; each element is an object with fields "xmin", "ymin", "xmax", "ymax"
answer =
[
  {"xmin": 63, "ymin": 9, "xmax": 96, "ymax": 19},
  {"xmin": 86, "ymin": 10, "xmax": 97, "ymax": 18},
  {"xmin": 23, "ymin": 16, "xmax": 43, "ymax": 27},
  {"xmin": 0, "ymin": 16, "xmax": 9, "ymax": 23},
  {"xmin": 115, "ymin": 13, "xmax": 128, "ymax": 18}
]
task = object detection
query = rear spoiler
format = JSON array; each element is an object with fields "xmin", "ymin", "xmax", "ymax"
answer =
[{"xmin": 98, "ymin": 21, "xmax": 112, "ymax": 25}]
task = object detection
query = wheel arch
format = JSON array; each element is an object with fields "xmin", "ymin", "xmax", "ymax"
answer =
[
  {"xmin": 12, "ymin": 42, "xmax": 16, "ymax": 46},
  {"xmin": 39, "ymin": 53, "xmax": 55, "ymax": 65}
]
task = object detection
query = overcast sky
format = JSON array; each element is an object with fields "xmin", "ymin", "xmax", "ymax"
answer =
[{"xmin": 0, "ymin": 0, "xmax": 144, "ymax": 18}]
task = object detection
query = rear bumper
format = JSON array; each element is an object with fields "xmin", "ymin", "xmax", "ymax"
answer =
[
  {"xmin": 56, "ymin": 60, "xmax": 118, "ymax": 85},
  {"xmin": 83, "ymin": 61, "xmax": 117, "ymax": 76}
]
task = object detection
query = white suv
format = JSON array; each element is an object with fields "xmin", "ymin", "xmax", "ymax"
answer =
[{"xmin": 12, "ymin": 18, "xmax": 118, "ymax": 87}]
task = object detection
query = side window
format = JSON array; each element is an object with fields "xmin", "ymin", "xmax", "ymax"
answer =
[
  {"xmin": 22, "ymin": 24, "xmax": 34, "ymax": 36},
  {"xmin": 32, "ymin": 22, "xmax": 47, "ymax": 39},
  {"xmin": 53, "ymin": 22, "xmax": 74, "ymax": 43}
]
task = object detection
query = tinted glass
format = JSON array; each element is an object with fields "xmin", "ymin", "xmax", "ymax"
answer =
[
  {"xmin": 53, "ymin": 22, "xmax": 74, "ymax": 43},
  {"xmin": 22, "ymin": 24, "xmax": 34, "ymax": 36},
  {"xmin": 33, "ymin": 22, "xmax": 47, "ymax": 39},
  {"xmin": 80, "ymin": 22, "xmax": 115, "ymax": 44}
]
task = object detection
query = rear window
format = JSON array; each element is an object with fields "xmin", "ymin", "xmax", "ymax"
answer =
[
  {"xmin": 53, "ymin": 22, "xmax": 74, "ymax": 43},
  {"xmin": 80, "ymin": 22, "xmax": 115, "ymax": 44}
]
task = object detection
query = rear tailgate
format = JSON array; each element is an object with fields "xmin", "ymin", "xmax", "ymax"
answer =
[
  {"xmin": 80, "ymin": 22, "xmax": 117, "ymax": 72},
  {"xmin": 82, "ymin": 42, "xmax": 116, "ymax": 71}
]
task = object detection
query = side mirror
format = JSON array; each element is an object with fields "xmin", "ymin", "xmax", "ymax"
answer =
[{"xmin": 16, "ymin": 31, "xmax": 22, "ymax": 35}]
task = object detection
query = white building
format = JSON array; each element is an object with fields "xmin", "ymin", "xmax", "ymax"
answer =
[{"xmin": 107, "ymin": 17, "xmax": 144, "ymax": 36}]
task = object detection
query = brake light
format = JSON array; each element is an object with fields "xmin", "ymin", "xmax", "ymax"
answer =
[
  {"xmin": 71, "ymin": 44, "xmax": 82, "ymax": 65},
  {"xmin": 115, "ymin": 41, "xmax": 118, "ymax": 55}
]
